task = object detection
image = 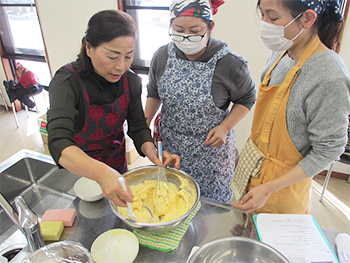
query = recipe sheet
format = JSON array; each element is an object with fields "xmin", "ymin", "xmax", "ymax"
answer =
[{"xmin": 253, "ymin": 213, "xmax": 339, "ymax": 263}]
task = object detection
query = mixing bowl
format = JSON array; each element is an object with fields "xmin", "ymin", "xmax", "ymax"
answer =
[
  {"xmin": 187, "ymin": 237, "xmax": 290, "ymax": 263},
  {"xmin": 22, "ymin": 241, "xmax": 94, "ymax": 263},
  {"xmin": 110, "ymin": 165, "xmax": 200, "ymax": 233},
  {"xmin": 74, "ymin": 177, "xmax": 103, "ymax": 202}
]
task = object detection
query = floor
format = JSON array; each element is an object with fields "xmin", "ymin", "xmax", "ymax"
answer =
[{"xmin": 0, "ymin": 102, "xmax": 349, "ymax": 236}]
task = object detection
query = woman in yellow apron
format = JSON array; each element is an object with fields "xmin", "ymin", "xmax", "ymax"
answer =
[{"xmin": 234, "ymin": 0, "xmax": 350, "ymax": 214}]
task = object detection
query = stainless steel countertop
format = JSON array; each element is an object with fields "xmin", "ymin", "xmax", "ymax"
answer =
[
  {"xmin": 1, "ymin": 150, "xmax": 255, "ymax": 262},
  {"xmin": 10, "ymin": 197, "xmax": 255, "ymax": 263},
  {"xmin": 1, "ymin": 150, "xmax": 340, "ymax": 263}
]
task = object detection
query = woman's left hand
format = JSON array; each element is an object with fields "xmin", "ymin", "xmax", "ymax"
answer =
[
  {"xmin": 204, "ymin": 125, "xmax": 228, "ymax": 147},
  {"xmin": 162, "ymin": 150, "xmax": 180, "ymax": 168},
  {"xmin": 233, "ymin": 184, "xmax": 271, "ymax": 214},
  {"xmin": 141, "ymin": 141, "xmax": 180, "ymax": 169}
]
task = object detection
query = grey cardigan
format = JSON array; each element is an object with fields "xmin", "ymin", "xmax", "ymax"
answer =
[{"xmin": 261, "ymin": 50, "xmax": 350, "ymax": 177}]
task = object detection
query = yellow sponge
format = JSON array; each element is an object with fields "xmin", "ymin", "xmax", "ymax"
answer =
[{"xmin": 40, "ymin": 221, "xmax": 64, "ymax": 241}]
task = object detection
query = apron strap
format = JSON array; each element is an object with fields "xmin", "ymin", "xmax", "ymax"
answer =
[
  {"xmin": 207, "ymin": 46, "xmax": 230, "ymax": 66},
  {"xmin": 261, "ymin": 36, "xmax": 321, "ymax": 143},
  {"xmin": 122, "ymin": 74, "xmax": 129, "ymax": 93},
  {"xmin": 261, "ymin": 51, "xmax": 287, "ymax": 87},
  {"xmin": 65, "ymin": 63, "xmax": 91, "ymax": 106},
  {"xmin": 167, "ymin": 43, "xmax": 176, "ymax": 58}
]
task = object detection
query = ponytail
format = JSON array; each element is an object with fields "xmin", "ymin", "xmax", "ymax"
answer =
[
  {"xmin": 316, "ymin": 6, "xmax": 343, "ymax": 50},
  {"xmin": 71, "ymin": 37, "xmax": 93, "ymax": 77}
]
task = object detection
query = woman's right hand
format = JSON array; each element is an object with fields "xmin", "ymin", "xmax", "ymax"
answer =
[
  {"xmin": 94, "ymin": 167, "xmax": 134, "ymax": 207},
  {"xmin": 59, "ymin": 146, "xmax": 134, "ymax": 207},
  {"xmin": 233, "ymin": 183, "xmax": 272, "ymax": 214}
]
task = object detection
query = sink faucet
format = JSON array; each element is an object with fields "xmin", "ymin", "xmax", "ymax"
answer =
[{"xmin": 0, "ymin": 193, "xmax": 44, "ymax": 252}]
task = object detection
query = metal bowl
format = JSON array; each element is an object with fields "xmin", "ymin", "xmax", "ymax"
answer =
[
  {"xmin": 22, "ymin": 241, "xmax": 94, "ymax": 263},
  {"xmin": 109, "ymin": 165, "xmax": 200, "ymax": 233},
  {"xmin": 188, "ymin": 237, "xmax": 290, "ymax": 263}
]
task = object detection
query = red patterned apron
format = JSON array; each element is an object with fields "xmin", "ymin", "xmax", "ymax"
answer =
[{"xmin": 66, "ymin": 64, "xmax": 130, "ymax": 174}]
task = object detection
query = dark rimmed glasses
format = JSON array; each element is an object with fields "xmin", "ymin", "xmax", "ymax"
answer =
[{"xmin": 169, "ymin": 28, "xmax": 208, "ymax": 42}]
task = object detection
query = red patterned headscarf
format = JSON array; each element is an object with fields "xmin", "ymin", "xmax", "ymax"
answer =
[
  {"xmin": 211, "ymin": 0, "xmax": 225, "ymax": 15},
  {"xmin": 170, "ymin": 0, "xmax": 225, "ymax": 21}
]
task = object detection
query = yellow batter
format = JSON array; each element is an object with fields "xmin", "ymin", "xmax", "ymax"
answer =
[{"xmin": 118, "ymin": 176, "xmax": 196, "ymax": 223}]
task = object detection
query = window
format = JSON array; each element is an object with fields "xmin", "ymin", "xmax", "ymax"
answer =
[
  {"xmin": 0, "ymin": 0, "xmax": 50, "ymax": 84},
  {"xmin": 0, "ymin": 0, "xmax": 50, "ymax": 111},
  {"xmin": 122, "ymin": 0, "xmax": 171, "ymax": 74}
]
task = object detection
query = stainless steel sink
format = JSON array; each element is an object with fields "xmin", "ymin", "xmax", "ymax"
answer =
[{"xmin": 0, "ymin": 150, "xmax": 80, "ymax": 260}]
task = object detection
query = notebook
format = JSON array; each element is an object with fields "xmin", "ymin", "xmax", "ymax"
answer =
[{"xmin": 253, "ymin": 213, "xmax": 339, "ymax": 263}]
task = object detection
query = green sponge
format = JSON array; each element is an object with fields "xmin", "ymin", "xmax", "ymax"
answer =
[{"xmin": 40, "ymin": 221, "xmax": 64, "ymax": 241}]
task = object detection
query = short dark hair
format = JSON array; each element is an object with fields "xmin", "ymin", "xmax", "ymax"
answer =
[
  {"xmin": 257, "ymin": 0, "xmax": 343, "ymax": 50},
  {"xmin": 72, "ymin": 10, "xmax": 137, "ymax": 78}
]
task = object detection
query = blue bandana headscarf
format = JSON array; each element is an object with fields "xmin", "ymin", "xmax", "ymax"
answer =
[{"xmin": 300, "ymin": 0, "xmax": 342, "ymax": 22}]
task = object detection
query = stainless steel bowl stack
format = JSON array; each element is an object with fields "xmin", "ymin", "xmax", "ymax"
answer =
[
  {"xmin": 109, "ymin": 166, "xmax": 200, "ymax": 233},
  {"xmin": 188, "ymin": 237, "xmax": 290, "ymax": 263}
]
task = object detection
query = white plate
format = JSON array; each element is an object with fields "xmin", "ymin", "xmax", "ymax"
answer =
[
  {"xmin": 74, "ymin": 177, "xmax": 103, "ymax": 202},
  {"xmin": 91, "ymin": 229, "xmax": 139, "ymax": 263}
]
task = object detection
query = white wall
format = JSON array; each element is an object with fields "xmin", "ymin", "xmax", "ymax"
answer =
[
  {"xmin": 211, "ymin": 0, "xmax": 269, "ymax": 152},
  {"xmin": 35, "ymin": 0, "xmax": 118, "ymax": 76},
  {"xmin": 339, "ymin": 20, "xmax": 350, "ymax": 70}
]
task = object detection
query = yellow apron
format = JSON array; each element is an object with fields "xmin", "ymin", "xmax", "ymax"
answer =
[{"xmin": 248, "ymin": 37, "xmax": 320, "ymax": 214}]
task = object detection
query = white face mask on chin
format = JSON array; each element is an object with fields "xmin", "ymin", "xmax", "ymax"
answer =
[
  {"xmin": 260, "ymin": 13, "xmax": 304, "ymax": 52},
  {"xmin": 173, "ymin": 33, "xmax": 208, "ymax": 55}
]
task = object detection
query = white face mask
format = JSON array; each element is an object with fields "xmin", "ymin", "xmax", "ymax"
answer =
[
  {"xmin": 172, "ymin": 31, "xmax": 208, "ymax": 55},
  {"xmin": 260, "ymin": 13, "xmax": 304, "ymax": 52}
]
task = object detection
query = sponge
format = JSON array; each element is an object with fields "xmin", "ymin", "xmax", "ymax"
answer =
[
  {"xmin": 40, "ymin": 221, "xmax": 64, "ymax": 241},
  {"xmin": 41, "ymin": 209, "xmax": 76, "ymax": 227}
]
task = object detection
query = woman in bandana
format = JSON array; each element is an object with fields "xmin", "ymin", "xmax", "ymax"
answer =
[
  {"xmin": 145, "ymin": 0, "xmax": 256, "ymax": 203},
  {"xmin": 233, "ymin": 0, "xmax": 350, "ymax": 214}
]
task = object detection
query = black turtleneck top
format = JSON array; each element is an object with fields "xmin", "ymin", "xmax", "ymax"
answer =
[{"xmin": 47, "ymin": 65, "xmax": 153, "ymax": 166}]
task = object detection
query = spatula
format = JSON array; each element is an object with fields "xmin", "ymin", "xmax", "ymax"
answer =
[{"xmin": 118, "ymin": 177, "xmax": 137, "ymax": 222}]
